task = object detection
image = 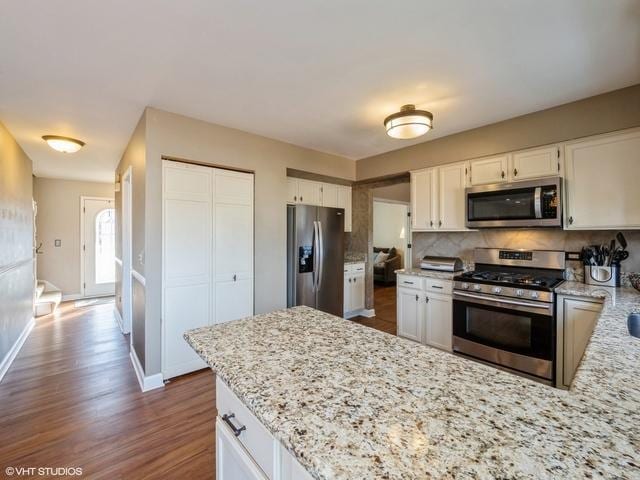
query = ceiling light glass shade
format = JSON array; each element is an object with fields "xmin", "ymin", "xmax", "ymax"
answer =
[
  {"xmin": 384, "ymin": 104, "xmax": 433, "ymax": 139},
  {"xmin": 42, "ymin": 135, "xmax": 85, "ymax": 153}
]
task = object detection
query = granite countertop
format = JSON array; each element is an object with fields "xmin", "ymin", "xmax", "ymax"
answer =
[
  {"xmin": 185, "ymin": 301, "xmax": 640, "ymax": 479},
  {"xmin": 344, "ymin": 253, "xmax": 366, "ymax": 265},
  {"xmin": 395, "ymin": 267, "xmax": 463, "ymax": 280}
]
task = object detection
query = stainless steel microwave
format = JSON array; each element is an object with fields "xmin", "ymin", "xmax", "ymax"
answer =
[{"xmin": 465, "ymin": 177, "xmax": 562, "ymax": 228}]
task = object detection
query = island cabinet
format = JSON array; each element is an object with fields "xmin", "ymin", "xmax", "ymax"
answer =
[
  {"xmin": 564, "ymin": 128, "xmax": 640, "ymax": 230},
  {"xmin": 344, "ymin": 262, "xmax": 365, "ymax": 318},
  {"xmin": 397, "ymin": 274, "xmax": 453, "ymax": 351},
  {"xmin": 216, "ymin": 377, "xmax": 313, "ymax": 480},
  {"xmin": 556, "ymin": 295, "xmax": 603, "ymax": 389}
]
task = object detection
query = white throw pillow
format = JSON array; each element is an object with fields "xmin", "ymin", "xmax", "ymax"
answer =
[{"xmin": 375, "ymin": 252, "xmax": 390, "ymax": 266}]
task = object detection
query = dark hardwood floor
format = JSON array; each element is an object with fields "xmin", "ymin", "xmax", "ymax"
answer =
[
  {"xmin": 352, "ymin": 284, "xmax": 397, "ymax": 335},
  {"xmin": 0, "ymin": 300, "xmax": 216, "ymax": 479}
]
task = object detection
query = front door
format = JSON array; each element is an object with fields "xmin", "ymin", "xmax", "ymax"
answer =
[{"xmin": 82, "ymin": 198, "xmax": 116, "ymax": 297}]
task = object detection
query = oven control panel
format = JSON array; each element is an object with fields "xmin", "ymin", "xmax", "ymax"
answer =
[
  {"xmin": 499, "ymin": 250, "xmax": 533, "ymax": 261},
  {"xmin": 452, "ymin": 281, "xmax": 554, "ymax": 303}
]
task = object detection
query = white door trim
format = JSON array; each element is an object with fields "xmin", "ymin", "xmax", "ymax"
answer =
[
  {"xmin": 80, "ymin": 195, "xmax": 115, "ymax": 298},
  {"xmin": 122, "ymin": 166, "xmax": 133, "ymax": 334}
]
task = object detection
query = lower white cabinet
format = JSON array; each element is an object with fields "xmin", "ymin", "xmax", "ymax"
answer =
[
  {"xmin": 344, "ymin": 263, "xmax": 365, "ymax": 317},
  {"xmin": 216, "ymin": 378, "xmax": 313, "ymax": 480},
  {"xmin": 397, "ymin": 276, "xmax": 453, "ymax": 351},
  {"xmin": 556, "ymin": 295, "xmax": 603, "ymax": 388}
]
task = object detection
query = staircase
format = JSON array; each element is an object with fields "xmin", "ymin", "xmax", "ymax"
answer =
[{"xmin": 35, "ymin": 280, "xmax": 62, "ymax": 316}]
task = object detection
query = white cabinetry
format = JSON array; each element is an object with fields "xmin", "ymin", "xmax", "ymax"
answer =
[
  {"xmin": 469, "ymin": 155, "xmax": 508, "ymax": 185},
  {"xmin": 511, "ymin": 145, "xmax": 560, "ymax": 180},
  {"xmin": 564, "ymin": 129, "xmax": 640, "ymax": 230},
  {"xmin": 162, "ymin": 161, "xmax": 254, "ymax": 380},
  {"xmin": 288, "ymin": 177, "xmax": 352, "ymax": 232},
  {"xmin": 336, "ymin": 185, "xmax": 352, "ymax": 232},
  {"xmin": 216, "ymin": 378, "xmax": 313, "ymax": 480},
  {"xmin": 410, "ymin": 169, "xmax": 436, "ymax": 230},
  {"xmin": 344, "ymin": 262, "xmax": 365, "ymax": 317},
  {"xmin": 556, "ymin": 296, "xmax": 602, "ymax": 388},
  {"xmin": 397, "ymin": 275, "xmax": 452, "ymax": 351},
  {"xmin": 411, "ymin": 162, "xmax": 468, "ymax": 232}
]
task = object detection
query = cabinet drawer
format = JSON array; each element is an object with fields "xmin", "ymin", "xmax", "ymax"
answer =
[
  {"xmin": 397, "ymin": 274, "xmax": 424, "ymax": 290},
  {"xmin": 216, "ymin": 377, "xmax": 275, "ymax": 479},
  {"xmin": 425, "ymin": 279, "xmax": 452, "ymax": 294}
]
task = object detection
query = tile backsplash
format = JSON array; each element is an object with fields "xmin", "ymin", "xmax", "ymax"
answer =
[{"xmin": 411, "ymin": 229, "xmax": 640, "ymax": 274}]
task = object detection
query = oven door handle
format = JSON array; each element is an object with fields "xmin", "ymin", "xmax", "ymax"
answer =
[{"xmin": 453, "ymin": 291, "xmax": 552, "ymax": 312}]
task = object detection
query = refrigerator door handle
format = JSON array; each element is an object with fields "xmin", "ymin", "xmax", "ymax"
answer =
[
  {"xmin": 316, "ymin": 220, "xmax": 324, "ymax": 292},
  {"xmin": 312, "ymin": 221, "xmax": 319, "ymax": 291}
]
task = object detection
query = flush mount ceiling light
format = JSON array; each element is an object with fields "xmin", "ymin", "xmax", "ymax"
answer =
[
  {"xmin": 384, "ymin": 104, "xmax": 433, "ymax": 139},
  {"xmin": 42, "ymin": 135, "xmax": 85, "ymax": 153}
]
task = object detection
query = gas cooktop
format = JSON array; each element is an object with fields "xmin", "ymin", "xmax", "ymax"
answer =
[{"xmin": 454, "ymin": 270, "xmax": 565, "ymax": 290}]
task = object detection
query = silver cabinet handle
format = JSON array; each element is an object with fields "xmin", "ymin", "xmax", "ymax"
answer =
[
  {"xmin": 222, "ymin": 413, "xmax": 246, "ymax": 437},
  {"xmin": 438, "ymin": 220, "xmax": 442, "ymax": 227},
  {"xmin": 430, "ymin": 285, "xmax": 443, "ymax": 289},
  {"xmin": 403, "ymin": 281, "xmax": 414, "ymax": 285},
  {"xmin": 513, "ymin": 168, "xmax": 518, "ymax": 177},
  {"xmin": 233, "ymin": 274, "xmax": 237, "ymax": 282},
  {"xmin": 425, "ymin": 296, "xmax": 429, "ymax": 303},
  {"xmin": 415, "ymin": 294, "xmax": 419, "ymax": 301}
]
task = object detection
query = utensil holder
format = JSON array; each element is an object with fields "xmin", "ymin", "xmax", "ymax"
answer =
[{"xmin": 584, "ymin": 265, "xmax": 620, "ymax": 287}]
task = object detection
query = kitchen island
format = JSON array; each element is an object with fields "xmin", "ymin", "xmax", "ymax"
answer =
[{"xmin": 184, "ymin": 297, "xmax": 640, "ymax": 479}]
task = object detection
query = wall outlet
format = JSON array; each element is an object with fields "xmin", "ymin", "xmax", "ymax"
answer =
[{"xmin": 54, "ymin": 239, "xmax": 61, "ymax": 247}]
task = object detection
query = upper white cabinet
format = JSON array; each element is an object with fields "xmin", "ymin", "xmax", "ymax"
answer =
[
  {"xmin": 564, "ymin": 129, "xmax": 640, "ymax": 230},
  {"xmin": 321, "ymin": 183, "xmax": 338, "ymax": 208},
  {"xmin": 287, "ymin": 177, "xmax": 352, "ymax": 231},
  {"xmin": 511, "ymin": 145, "xmax": 560, "ymax": 180},
  {"xmin": 411, "ymin": 162, "xmax": 468, "ymax": 232},
  {"xmin": 469, "ymin": 155, "xmax": 508, "ymax": 185},
  {"xmin": 438, "ymin": 162, "xmax": 469, "ymax": 231},
  {"xmin": 336, "ymin": 186, "xmax": 352, "ymax": 232},
  {"xmin": 410, "ymin": 169, "xmax": 437, "ymax": 230}
]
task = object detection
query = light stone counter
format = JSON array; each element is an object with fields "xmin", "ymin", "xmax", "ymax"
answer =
[
  {"xmin": 185, "ymin": 300, "xmax": 640, "ymax": 479},
  {"xmin": 395, "ymin": 267, "xmax": 462, "ymax": 281}
]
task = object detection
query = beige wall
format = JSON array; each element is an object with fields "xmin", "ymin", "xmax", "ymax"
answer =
[
  {"xmin": 357, "ymin": 84, "xmax": 640, "ymax": 180},
  {"xmin": 114, "ymin": 113, "xmax": 146, "ymax": 366},
  {"xmin": 372, "ymin": 182, "xmax": 410, "ymax": 203},
  {"xmin": 0, "ymin": 121, "xmax": 34, "ymax": 369},
  {"xmin": 120, "ymin": 107, "xmax": 355, "ymax": 375},
  {"xmin": 33, "ymin": 177, "xmax": 113, "ymax": 296}
]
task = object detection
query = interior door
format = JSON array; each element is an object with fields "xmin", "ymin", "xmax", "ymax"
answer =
[
  {"xmin": 82, "ymin": 197, "xmax": 115, "ymax": 297},
  {"xmin": 214, "ymin": 169, "xmax": 254, "ymax": 324},
  {"xmin": 162, "ymin": 161, "xmax": 211, "ymax": 378},
  {"xmin": 316, "ymin": 207, "xmax": 344, "ymax": 316}
]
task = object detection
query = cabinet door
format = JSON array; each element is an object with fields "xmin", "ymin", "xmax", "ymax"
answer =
[
  {"xmin": 565, "ymin": 129, "xmax": 640, "ymax": 229},
  {"xmin": 425, "ymin": 293, "xmax": 452, "ymax": 352},
  {"xmin": 286, "ymin": 177, "xmax": 298, "ymax": 204},
  {"xmin": 337, "ymin": 186, "xmax": 352, "ymax": 232},
  {"xmin": 562, "ymin": 298, "xmax": 601, "ymax": 387},
  {"xmin": 411, "ymin": 169, "xmax": 436, "ymax": 230},
  {"xmin": 216, "ymin": 417, "xmax": 268, "ymax": 480},
  {"xmin": 350, "ymin": 272, "xmax": 365, "ymax": 312},
  {"xmin": 343, "ymin": 272, "xmax": 351, "ymax": 315},
  {"xmin": 297, "ymin": 179, "xmax": 322, "ymax": 205},
  {"xmin": 321, "ymin": 183, "xmax": 338, "ymax": 208},
  {"xmin": 438, "ymin": 162, "xmax": 468, "ymax": 230},
  {"xmin": 511, "ymin": 145, "xmax": 560, "ymax": 181},
  {"xmin": 397, "ymin": 288, "xmax": 422, "ymax": 342},
  {"xmin": 469, "ymin": 155, "xmax": 508, "ymax": 185}
]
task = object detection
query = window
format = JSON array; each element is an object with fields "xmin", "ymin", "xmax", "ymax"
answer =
[{"xmin": 95, "ymin": 208, "xmax": 116, "ymax": 284}]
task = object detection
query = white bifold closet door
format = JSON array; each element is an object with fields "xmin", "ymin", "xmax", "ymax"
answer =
[{"xmin": 162, "ymin": 160, "xmax": 254, "ymax": 379}]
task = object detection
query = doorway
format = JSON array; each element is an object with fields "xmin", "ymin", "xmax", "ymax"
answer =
[
  {"xmin": 81, "ymin": 197, "xmax": 116, "ymax": 298},
  {"xmin": 121, "ymin": 167, "xmax": 133, "ymax": 334}
]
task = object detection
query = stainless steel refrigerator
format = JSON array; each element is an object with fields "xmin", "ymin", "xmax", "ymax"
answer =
[{"xmin": 287, "ymin": 204, "xmax": 344, "ymax": 316}]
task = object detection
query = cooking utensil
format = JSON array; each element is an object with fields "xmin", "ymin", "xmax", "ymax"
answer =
[
  {"xmin": 616, "ymin": 232, "xmax": 627, "ymax": 251},
  {"xmin": 608, "ymin": 239, "xmax": 616, "ymax": 266}
]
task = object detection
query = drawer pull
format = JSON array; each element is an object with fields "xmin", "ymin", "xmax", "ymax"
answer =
[
  {"xmin": 431, "ymin": 285, "xmax": 443, "ymax": 289},
  {"xmin": 222, "ymin": 413, "xmax": 246, "ymax": 437},
  {"xmin": 403, "ymin": 281, "xmax": 414, "ymax": 285}
]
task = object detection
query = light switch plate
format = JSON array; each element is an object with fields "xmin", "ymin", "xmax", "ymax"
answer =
[{"xmin": 54, "ymin": 239, "xmax": 61, "ymax": 247}]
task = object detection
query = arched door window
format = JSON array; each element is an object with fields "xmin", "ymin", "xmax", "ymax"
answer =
[{"xmin": 95, "ymin": 208, "xmax": 116, "ymax": 284}]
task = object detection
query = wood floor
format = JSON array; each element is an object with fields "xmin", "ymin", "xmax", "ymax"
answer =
[
  {"xmin": 0, "ymin": 287, "xmax": 396, "ymax": 479},
  {"xmin": 0, "ymin": 300, "xmax": 216, "ymax": 479},
  {"xmin": 352, "ymin": 284, "xmax": 397, "ymax": 335}
]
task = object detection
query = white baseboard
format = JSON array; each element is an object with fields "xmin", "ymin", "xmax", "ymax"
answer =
[
  {"xmin": 344, "ymin": 308, "xmax": 376, "ymax": 319},
  {"xmin": 129, "ymin": 348, "xmax": 164, "ymax": 393},
  {"xmin": 0, "ymin": 317, "xmax": 35, "ymax": 383},
  {"xmin": 63, "ymin": 293, "xmax": 115, "ymax": 302},
  {"xmin": 113, "ymin": 306, "xmax": 124, "ymax": 333}
]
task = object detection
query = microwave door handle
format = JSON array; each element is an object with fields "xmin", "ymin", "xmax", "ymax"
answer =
[{"xmin": 534, "ymin": 186, "xmax": 542, "ymax": 219}]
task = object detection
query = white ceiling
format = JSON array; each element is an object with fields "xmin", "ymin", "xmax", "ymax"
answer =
[{"xmin": 1, "ymin": 0, "xmax": 639, "ymax": 182}]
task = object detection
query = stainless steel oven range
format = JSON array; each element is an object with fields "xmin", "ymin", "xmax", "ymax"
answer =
[{"xmin": 452, "ymin": 248, "xmax": 565, "ymax": 385}]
